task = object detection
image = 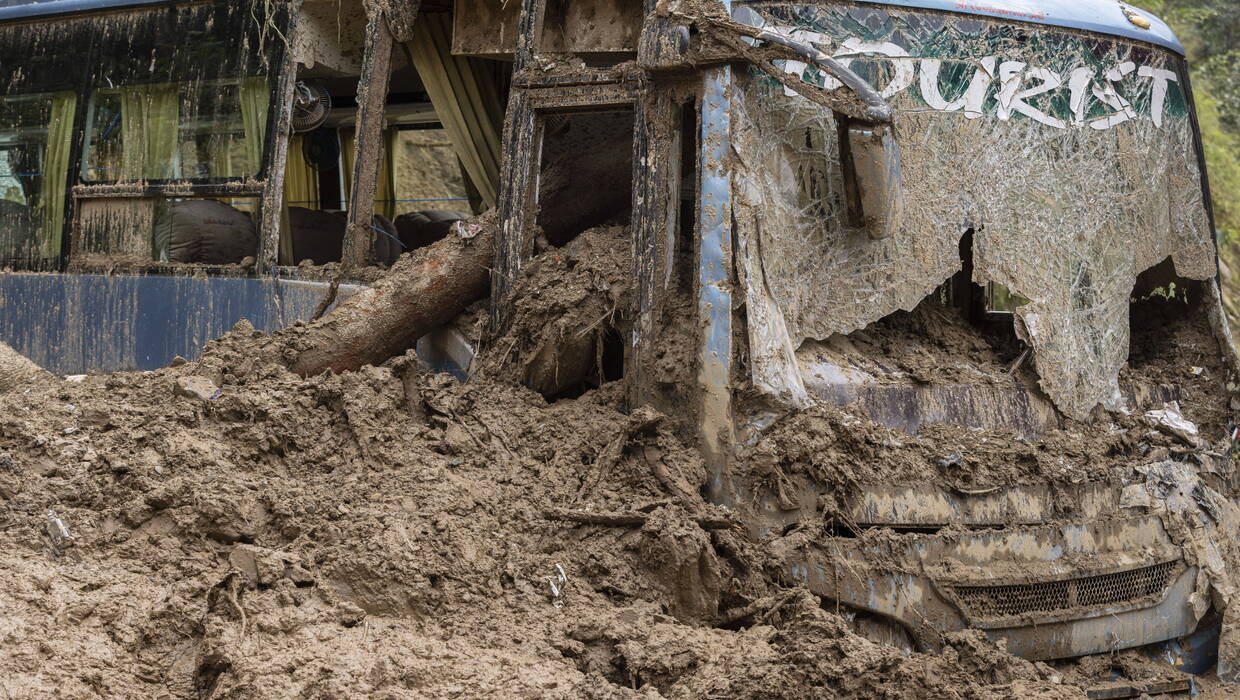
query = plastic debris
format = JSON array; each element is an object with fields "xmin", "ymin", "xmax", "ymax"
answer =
[
  {"xmin": 174, "ymin": 376, "xmax": 223, "ymax": 402},
  {"xmin": 1145, "ymin": 402, "xmax": 1201, "ymax": 447},
  {"xmin": 548, "ymin": 563, "xmax": 567, "ymax": 608},
  {"xmin": 934, "ymin": 453, "xmax": 963, "ymax": 468},
  {"xmin": 44, "ymin": 510, "xmax": 73, "ymax": 556}
]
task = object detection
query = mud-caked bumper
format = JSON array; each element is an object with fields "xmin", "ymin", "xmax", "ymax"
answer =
[{"xmin": 780, "ymin": 515, "xmax": 1203, "ymax": 660}]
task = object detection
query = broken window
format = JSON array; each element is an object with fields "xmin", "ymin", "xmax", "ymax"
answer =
[
  {"xmin": 280, "ymin": 7, "xmax": 507, "ymax": 270},
  {"xmin": 731, "ymin": 3, "xmax": 1216, "ymax": 419},
  {"xmin": 0, "ymin": 92, "xmax": 74, "ymax": 267},
  {"xmin": 535, "ymin": 110, "xmax": 635, "ymax": 246},
  {"xmin": 283, "ymin": 119, "xmax": 474, "ymax": 267},
  {"xmin": 985, "ymin": 283, "xmax": 1030, "ymax": 314}
]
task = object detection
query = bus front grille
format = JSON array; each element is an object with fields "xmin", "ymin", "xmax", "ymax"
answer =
[{"xmin": 947, "ymin": 560, "xmax": 1178, "ymax": 620}]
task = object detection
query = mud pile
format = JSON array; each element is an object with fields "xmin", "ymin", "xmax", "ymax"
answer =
[
  {"xmin": 0, "ymin": 228, "xmax": 1227, "ymax": 697},
  {"xmin": 743, "ymin": 289, "xmax": 1233, "ymax": 494},
  {"xmin": 473, "ymin": 225, "xmax": 632, "ymax": 399},
  {"xmin": 0, "ymin": 339, "xmax": 1088, "ymax": 698}
]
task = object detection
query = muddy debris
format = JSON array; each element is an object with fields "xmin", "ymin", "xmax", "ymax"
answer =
[{"xmin": 0, "ymin": 228, "xmax": 1228, "ymax": 698}]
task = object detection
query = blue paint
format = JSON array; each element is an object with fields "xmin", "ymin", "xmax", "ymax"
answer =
[
  {"xmin": 1146, "ymin": 611, "xmax": 1220, "ymax": 675},
  {"xmin": 738, "ymin": 0, "xmax": 1183, "ymax": 55},
  {"xmin": 0, "ymin": 0, "xmax": 168, "ymax": 22},
  {"xmin": 0, "ymin": 273, "xmax": 347, "ymax": 374},
  {"xmin": 699, "ymin": 1, "xmax": 735, "ymax": 504},
  {"xmin": 788, "ymin": 563, "xmax": 810, "ymax": 582}
]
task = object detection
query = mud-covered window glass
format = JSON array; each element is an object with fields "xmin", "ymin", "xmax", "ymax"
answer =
[
  {"xmin": 390, "ymin": 126, "xmax": 471, "ymax": 218},
  {"xmin": 77, "ymin": 196, "xmax": 260, "ymax": 265},
  {"xmin": 83, "ymin": 77, "xmax": 269, "ymax": 182},
  {"xmin": 0, "ymin": 92, "xmax": 76, "ymax": 266},
  {"xmin": 75, "ymin": 1, "xmax": 280, "ymax": 185}
]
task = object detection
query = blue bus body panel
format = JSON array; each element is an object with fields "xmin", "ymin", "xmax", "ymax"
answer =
[
  {"xmin": 0, "ymin": 0, "xmax": 165, "ymax": 21},
  {"xmin": 0, "ymin": 274, "xmax": 345, "ymax": 374},
  {"xmin": 739, "ymin": 0, "xmax": 1184, "ymax": 55}
]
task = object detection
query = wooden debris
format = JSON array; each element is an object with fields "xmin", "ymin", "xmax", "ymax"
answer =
[{"xmin": 542, "ymin": 508, "xmax": 734, "ymax": 530}]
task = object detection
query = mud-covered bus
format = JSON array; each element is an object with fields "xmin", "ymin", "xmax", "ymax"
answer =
[
  {"xmin": 1, "ymin": 0, "xmax": 1237, "ymax": 675},
  {"xmin": 0, "ymin": 0, "xmax": 490, "ymax": 372}
]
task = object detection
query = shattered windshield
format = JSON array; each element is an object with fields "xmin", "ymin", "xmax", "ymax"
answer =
[{"xmin": 734, "ymin": 2, "xmax": 1215, "ymax": 420}]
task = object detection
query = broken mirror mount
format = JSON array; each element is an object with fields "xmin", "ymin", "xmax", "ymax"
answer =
[
  {"xmin": 653, "ymin": 5, "xmax": 904, "ymax": 239},
  {"xmin": 837, "ymin": 117, "xmax": 904, "ymax": 239}
]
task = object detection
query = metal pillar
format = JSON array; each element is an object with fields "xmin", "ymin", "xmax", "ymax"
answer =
[{"xmin": 697, "ymin": 6, "xmax": 734, "ymax": 505}]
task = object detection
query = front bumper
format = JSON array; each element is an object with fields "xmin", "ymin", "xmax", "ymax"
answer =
[{"xmin": 777, "ymin": 515, "xmax": 1202, "ymax": 660}]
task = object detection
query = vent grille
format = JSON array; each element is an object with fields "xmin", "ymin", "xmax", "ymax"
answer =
[{"xmin": 948, "ymin": 561, "xmax": 1178, "ymax": 619}]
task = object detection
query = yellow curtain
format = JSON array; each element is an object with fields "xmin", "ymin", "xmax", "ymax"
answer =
[
  {"xmin": 283, "ymin": 134, "xmax": 319, "ymax": 210},
  {"xmin": 341, "ymin": 128, "xmax": 355, "ymax": 202},
  {"xmin": 279, "ymin": 134, "xmax": 320, "ymax": 265},
  {"xmin": 207, "ymin": 137, "xmax": 235, "ymax": 179},
  {"xmin": 406, "ymin": 12, "xmax": 503, "ymax": 210},
  {"xmin": 378, "ymin": 128, "xmax": 395, "ymax": 220},
  {"xmin": 120, "ymin": 84, "xmax": 178, "ymax": 180},
  {"xmin": 341, "ymin": 126, "xmax": 395, "ymax": 219},
  {"xmin": 40, "ymin": 91, "xmax": 76, "ymax": 260},
  {"xmin": 239, "ymin": 76, "xmax": 269, "ymax": 175}
]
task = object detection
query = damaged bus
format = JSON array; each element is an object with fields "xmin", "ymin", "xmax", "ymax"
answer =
[
  {"xmin": 475, "ymin": 0, "xmax": 1240, "ymax": 669},
  {"xmin": 2, "ymin": 0, "xmax": 1239, "ymax": 675},
  {"xmin": 0, "ymin": 0, "xmax": 490, "ymax": 372}
]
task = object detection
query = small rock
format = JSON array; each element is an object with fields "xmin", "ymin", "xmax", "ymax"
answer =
[
  {"xmin": 337, "ymin": 601, "xmax": 366, "ymax": 627},
  {"xmin": 169, "ymin": 356, "xmax": 187, "ymax": 367},
  {"xmin": 174, "ymin": 376, "xmax": 222, "ymax": 402}
]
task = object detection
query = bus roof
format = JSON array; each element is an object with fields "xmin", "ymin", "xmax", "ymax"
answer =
[
  {"xmin": 0, "ymin": 0, "xmax": 1185, "ymax": 56},
  {"xmin": 741, "ymin": 0, "xmax": 1184, "ymax": 55}
]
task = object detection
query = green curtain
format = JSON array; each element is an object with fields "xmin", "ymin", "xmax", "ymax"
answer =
[
  {"xmin": 40, "ymin": 91, "xmax": 77, "ymax": 260},
  {"xmin": 120, "ymin": 84, "xmax": 179, "ymax": 180},
  {"xmin": 406, "ymin": 12, "xmax": 503, "ymax": 210},
  {"xmin": 239, "ymin": 76, "xmax": 269, "ymax": 175}
]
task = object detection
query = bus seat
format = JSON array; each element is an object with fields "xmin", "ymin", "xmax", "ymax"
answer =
[
  {"xmin": 288, "ymin": 206, "xmax": 402, "ymax": 267},
  {"xmin": 156, "ymin": 199, "xmax": 258, "ymax": 264},
  {"xmin": 394, "ymin": 210, "xmax": 469, "ymax": 251}
]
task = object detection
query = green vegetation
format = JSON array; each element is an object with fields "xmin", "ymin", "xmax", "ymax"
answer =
[{"xmin": 1133, "ymin": 0, "xmax": 1240, "ymax": 240}]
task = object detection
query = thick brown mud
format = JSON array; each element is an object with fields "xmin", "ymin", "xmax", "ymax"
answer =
[{"xmin": 0, "ymin": 229, "xmax": 1231, "ymax": 698}]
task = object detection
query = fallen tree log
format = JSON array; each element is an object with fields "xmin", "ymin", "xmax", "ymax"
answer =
[
  {"xmin": 288, "ymin": 216, "xmax": 495, "ymax": 377},
  {"xmin": 0, "ymin": 340, "xmax": 49, "ymax": 391}
]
